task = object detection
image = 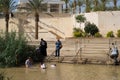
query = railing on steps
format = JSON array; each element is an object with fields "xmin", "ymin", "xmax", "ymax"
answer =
[
  {"xmin": 46, "ymin": 50, "xmax": 64, "ymax": 63},
  {"xmin": 71, "ymin": 38, "xmax": 120, "ymax": 64},
  {"xmin": 46, "ymin": 50, "xmax": 55, "ymax": 62},
  {"xmin": 72, "ymin": 47, "xmax": 82, "ymax": 64}
]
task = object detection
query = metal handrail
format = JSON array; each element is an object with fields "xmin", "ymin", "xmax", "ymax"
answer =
[
  {"xmin": 73, "ymin": 47, "xmax": 82, "ymax": 63},
  {"xmin": 46, "ymin": 50, "xmax": 55, "ymax": 62}
]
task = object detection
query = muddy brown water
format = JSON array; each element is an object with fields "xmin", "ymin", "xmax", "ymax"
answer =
[{"xmin": 0, "ymin": 63, "xmax": 120, "ymax": 80}]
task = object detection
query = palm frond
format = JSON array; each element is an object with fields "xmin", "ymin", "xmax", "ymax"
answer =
[
  {"xmin": 27, "ymin": 0, "xmax": 43, "ymax": 12},
  {"xmin": 0, "ymin": 0, "xmax": 17, "ymax": 13}
]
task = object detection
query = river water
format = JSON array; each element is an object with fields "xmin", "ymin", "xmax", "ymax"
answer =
[{"xmin": 0, "ymin": 63, "xmax": 120, "ymax": 80}]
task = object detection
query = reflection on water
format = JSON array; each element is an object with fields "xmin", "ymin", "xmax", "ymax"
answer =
[{"xmin": 0, "ymin": 63, "xmax": 120, "ymax": 80}]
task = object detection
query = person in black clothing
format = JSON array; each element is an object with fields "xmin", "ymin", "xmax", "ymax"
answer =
[{"xmin": 40, "ymin": 38, "xmax": 47, "ymax": 57}]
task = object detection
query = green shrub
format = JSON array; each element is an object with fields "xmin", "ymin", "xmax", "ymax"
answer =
[
  {"xmin": 73, "ymin": 28, "xmax": 83, "ymax": 37},
  {"xmin": 116, "ymin": 29, "xmax": 120, "ymax": 37},
  {"xmin": 84, "ymin": 22, "xmax": 99, "ymax": 36},
  {"xmin": 94, "ymin": 32, "xmax": 102, "ymax": 37},
  {"xmin": 82, "ymin": 32, "xmax": 87, "ymax": 37},
  {"xmin": 0, "ymin": 32, "xmax": 35, "ymax": 67},
  {"xmin": 73, "ymin": 31, "xmax": 83, "ymax": 37},
  {"xmin": 106, "ymin": 31, "xmax": 115, "ymax": 37}
]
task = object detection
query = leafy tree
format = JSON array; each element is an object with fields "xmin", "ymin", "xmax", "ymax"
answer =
[
  {"xmin": 76, "ymin": 15, "xmax": 86, "ymax": 28},
  {"xmin": 0, "ymin": 0, "xmax": 17, "ymax": 33},
  {"xmin": 84, "ymin": 22, "xmax": 99, "ymax": 36},
  {"xmin": 27, "ymin": 0, "xmax": 43, "ymax": 39}
]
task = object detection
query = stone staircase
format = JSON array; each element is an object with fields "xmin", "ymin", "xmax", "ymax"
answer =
[{"xmin": 28, "ymin": 38, "xmax": 120, "ymax": 64}]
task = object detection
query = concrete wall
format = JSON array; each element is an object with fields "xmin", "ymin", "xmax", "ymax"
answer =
[
  {"xmin": 98, "ymin": 11, "xmax": 120, "ymax": 36},
  {"xmin": 0, "ymin": 15, "xmax": 73, "ymax": 40},
  {"xmin": 40, "ymin": 16, "xmax": 73, "ymax": 38},
  {"xmin": 74, "ymin": 11, "xmax": 120, "ymax": 36},
  {"xmin": 0, "ymin": 11, "xmax": 120, "ymax": 39}
]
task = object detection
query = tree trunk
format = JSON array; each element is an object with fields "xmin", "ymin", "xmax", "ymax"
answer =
[
  {"xmin": 86, "ymin": 0, "xmax": 90, "ymax": 12},
  {"xmin": 5, "ymin": 13, "xmax": 9, "ymax": 33},
  {"xmin": 35, "ymin": 13, "xmax": 39, "ymax": 39},
  {"xmin": 18, "ymin": 18, "xmax": 24, "ymax": 36},
  {"xmin": 79, "ymin": 6, "xmax": 81, "ymax": 14},
  {"xmin": 35, "ymin": 21, "xmax": 39, "ymax": 39},
  {"xmin": 113, "ymin": 0, "xmax": 117, "ymax": 10},
  {"xmin": 65, "ymin": 2, "xmax": 68, "ymax": 13},
  {"xmin": 74, "ymin": 0, "xmax": 77, "ymax": 13}
]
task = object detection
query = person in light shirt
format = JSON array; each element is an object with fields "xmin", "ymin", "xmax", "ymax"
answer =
[
  {"xmin": 25, "ymin": 57, "xmax": 33, "ymax": 68},
  {"xmin": 110, "ymin": 43, "xmax": 119, "ymax": 65}
]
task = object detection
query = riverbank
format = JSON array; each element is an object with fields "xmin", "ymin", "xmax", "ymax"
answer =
[{"xmin": 41, "ymin": 38, "xmax": 120, "ymax": 65}]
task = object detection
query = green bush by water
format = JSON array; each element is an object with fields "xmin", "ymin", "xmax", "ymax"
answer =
[
  {"xmin": 106, "ymin": 31, "xmax": 115, "ymax": 37},
  {"xmin": 0, "ymin": 32, "xmax": 35, "ymax": 67}
]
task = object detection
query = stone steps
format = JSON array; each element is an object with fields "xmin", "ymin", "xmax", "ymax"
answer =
[{"xmin": 28, "ymin": 38, "xmax": 120, "ymax": 64}]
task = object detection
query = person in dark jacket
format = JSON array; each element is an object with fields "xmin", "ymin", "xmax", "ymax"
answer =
[{"xmin": 40, "ymin": 38, "xmax": 47, "ymax": 57}]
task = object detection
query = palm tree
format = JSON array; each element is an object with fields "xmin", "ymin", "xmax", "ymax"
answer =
[
  {"xmin": 77, "ymin": 0, "xmax": 83, "ymax": 13},
  {"xmin": 100, "ymin": 0, "xmax": 108, "ymax": 11},
  {"xmin": 62, "ymin": 0, "xmax": 69, "ymax": 13},
  {"xmin": 0, "ymin": 0, "xmax": 17, "ymax": 33},
  {"xmin": 69, "ymin": 1, "xmax": 74, "ymax": 14},
  {"xmin": 0, "ymin": 2, "xmax": 2, "ymax": 12},
  {"xmin": 27, "ymin": 0, "xmax": 43, "ymax": 39},
  {"xmin": 93, "ymin": 0, "xmax": 99, "ymax": 11},
  {"xmin": 73, "ymin": 0, "xmax": 77, "ymax": 13},
  {"xmin": 85, "ymin": 0, "xmax": 91, "ymax": 12},
  {"xmin": 113, "ymin": 0, "xmax": 117, "ymax": 10}
]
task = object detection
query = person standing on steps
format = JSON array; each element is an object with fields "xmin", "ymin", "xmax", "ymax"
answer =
[
  {"xmin": 40, "ymin": 38, "xmax": 47, "ymax": 57},
  {"xmin": 39, "ymin": 38, "xmax": 47, "ymax": 65},
  {"xmin": 55, "ymin": 39, "xmax": 62, "ymax": 57}
]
